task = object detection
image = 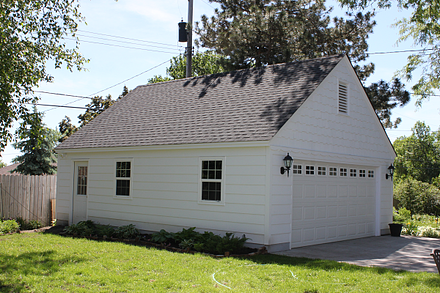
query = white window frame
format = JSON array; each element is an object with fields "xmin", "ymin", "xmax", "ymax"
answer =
[
  {"xmin": 329, "ymin": 167, "xmax": 338, "ymax": 176},
  {"xmin": 339, "ymin": 167, "xmax": 348, "ymax": 177},
  {"xmin": 317, "ymin": 166, "xmax": 326, "ymax": 176},
  {"xmin": 292, "ymin": 164, "xmax": 302, "ymax": 175},
  {"xmin": 114, "ymin": 159, "xmax": 133, "ymax": 198},
  {"xmin": 199, "ymin": 157, "xmax": 225, "ymax": 205},
  {"xmin": 350, "ymin": 168, "xmax": 357, "ymax": 177},
  {"xmin": 305, "ymin": 165, "xmax": 315, "ymax": 176},
  {"xmin": 368, "ymin": 170, "xmax": 375, "ymax": 178},
  {"xmin": 359, "ymin": 170, "xmax": 366, "ymax": 178}
]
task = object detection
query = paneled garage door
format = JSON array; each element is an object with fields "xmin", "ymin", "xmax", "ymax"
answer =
[{"xmin": 291, "ymin": 162, "xmax": 376, "ymax": 248}]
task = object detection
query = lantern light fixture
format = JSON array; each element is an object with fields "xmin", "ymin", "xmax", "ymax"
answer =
[
  {"xmin": 280, "ymin": 153, "xmax": 294, "ymax": 177},
  {"xmin": 386, "ymin": 164, "xmax": 394, "ymax": 180}
]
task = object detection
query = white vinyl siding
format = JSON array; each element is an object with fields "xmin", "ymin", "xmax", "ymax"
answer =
[{"xmin": 57, "ymin": 147, "xmax": 267, "ymax": 246}]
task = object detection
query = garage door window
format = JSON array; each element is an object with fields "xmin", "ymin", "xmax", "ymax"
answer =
[
  {"xmin": 340, "ymin": 168, "xmax": 347, "ymax": 177},
  {"xmin": 350, "ymin": 169, "xmax": 357, "ymax": 177},
  {"xmin": 318, "ymin": 166, "xmax": 326, "ymax": 176},
  {"xmin": 329, "ymin": 167, "xmax": 337, "ymax": 176},
  {"xmin": 359, "ymin": 170, "xmax": 366, "ymax": 177},
  {"xmin": 305, "ymin": 165, "xmax": 315, "ymax": 175},
  {"xmin": 368, "ymin": 170, "xmax": 375, "ymax": 178},
  {"xmin": 292, "ymin": 165, "xmax": 302, "ymax": 175}
]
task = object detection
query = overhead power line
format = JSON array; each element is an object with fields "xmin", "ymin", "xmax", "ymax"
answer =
[
  {"xmin": 367, "ymin": 48, "xmax": 434, "ymax": 55},
  {"xmin": 68, "ymin": 38, "xmax": 179, "ymax": 54},
  {"xmin": 28, "ymin": 103, "xmax": 88, "ymax": 109},
  {"xmin": 77, "ymin": 29, "xmax": 181, "ymax": 48},
  {"xmin": 89, "ymin": 59, "xmax": 172, "ymax": 96},
  {"xmin": 34, "ymin": 91, "xmax": 93, "ymax": 99},
  {"xmin": 76, "ymin": 33, "xmax": 183, "ymax": 51}
]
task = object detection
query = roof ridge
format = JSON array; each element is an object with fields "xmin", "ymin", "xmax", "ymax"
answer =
[{"xmin": 137, "ymin": 54, "xmax": 345, "ymax": 89}]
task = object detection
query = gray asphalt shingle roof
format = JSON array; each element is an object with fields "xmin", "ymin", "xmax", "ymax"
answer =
[{"xmin": 57, "ymin": 55, "xmax": 344, "ymax": 150}]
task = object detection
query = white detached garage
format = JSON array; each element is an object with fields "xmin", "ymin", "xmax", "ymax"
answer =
[{"xmin": 56, "ymin": 55, "xmax": 395, "ymax": 252}]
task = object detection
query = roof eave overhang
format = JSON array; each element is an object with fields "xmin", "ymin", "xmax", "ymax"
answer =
[{"xmin": 55, "ymin": 140, "xmax": 271, "ymax": 155}]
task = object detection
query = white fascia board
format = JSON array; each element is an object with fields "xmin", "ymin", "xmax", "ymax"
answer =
[{"xmin": 55, "ymin": 140, "xmax": 271, "ymax": 155}]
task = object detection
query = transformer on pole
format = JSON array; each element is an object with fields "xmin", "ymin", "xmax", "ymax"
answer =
[{"xmin": 177, "ymin": 0, "xmax": 193, "ymax": 78}]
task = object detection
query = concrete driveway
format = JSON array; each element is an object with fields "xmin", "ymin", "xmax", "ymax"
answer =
[{"xmin": 274, "ymin": 235, "xmax": 440, "ymax": 273}]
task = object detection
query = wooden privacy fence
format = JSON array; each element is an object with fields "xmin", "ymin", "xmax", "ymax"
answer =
[{"xmin": 0, "ymin": 174, "xmax": 56, "ymax": 226}]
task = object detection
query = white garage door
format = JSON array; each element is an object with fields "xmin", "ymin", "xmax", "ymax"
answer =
[{"xmin": 291, "ymin": 162, "xmax": 376, "ymax": 248}]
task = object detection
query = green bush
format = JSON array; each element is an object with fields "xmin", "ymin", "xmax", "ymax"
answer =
[
  {"xmin": 393, "ymin": 207, "xmax": 411, "ymax": 223},
  {"xmin": 394, "ymin": 178, "xmax": 440, "ymax": 215},
  {"xmin": 64, "ymin": 220, "xmax": 96, "ymax": 237},
  {"xmin": 151, "ymin": 229, "xmax": 176, "ymax": 244},
  {"xmin": 402, "ymin": 221, "xmax": 419, "ymax": 236},
  {"xmin": 151, "ymin": 227, "xmax": 249, "ymax": 254},
  {"xmin": 114, "ymin": 224, "xmax": 139, "ymax": 239},
  {"xmin": 15, "ymin": 217, "xmax": 43, "ymax": 230},
  {"xmin": 0, "ymin": 219, "xmax": 20, "ymax": 235}
]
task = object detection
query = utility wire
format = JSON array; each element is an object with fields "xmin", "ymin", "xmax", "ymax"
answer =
[
  {"xmin": 28, "ymin": 103, "xmax": 88, "ymax": 109},
  {"xmin": 41, "ymin": 59, "xmax": 172, "ymax": 112},
  {"xmin": 34, "ymin": 91, "xmax": 92, "ymax": 99},
  {"xmin": 67, "ymin": 38, "xmax": 179, "ymax": 54},
  {"xmin": 89, "ymin": 59, "xmax": 172, "ymax": 96},
  {"xmin": 367, "ymin": 48, "xmax": 434, "ymax": 55},
  {"xmin": 77, "ymin": 29, "xmax": 181, "ymax": 48},
  {"xmin": 76, "ymin": 33, "xmax": 183, "ymax": 51}
]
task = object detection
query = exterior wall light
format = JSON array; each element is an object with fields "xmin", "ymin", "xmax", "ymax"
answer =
[
  {"xmin": 280, "ymin": 153, "xmax": 294, "ymax": 177},
  {"xmin": 386, "ymin": 164, "xmax": 394, "ymax": 180}
]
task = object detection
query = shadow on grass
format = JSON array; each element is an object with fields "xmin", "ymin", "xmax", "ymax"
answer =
[
  {"xmin": 0, "ymin": 250, "xmax": 86, "ymax": 292},
  {"xmin": 244, "ymin": 254, "xmax": 440, "ymax": 289}
]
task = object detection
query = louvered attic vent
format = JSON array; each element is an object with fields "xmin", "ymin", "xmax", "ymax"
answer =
[{"xmin": 338, "ymin": 82, "xmax": 348, "ymax": 114}]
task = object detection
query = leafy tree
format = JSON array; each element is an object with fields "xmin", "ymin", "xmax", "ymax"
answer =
[
  {"xmin": 338, "ymin": 0, "xmax": 440, "ymax": 104},
  {"xmin": 78, "ymin": 95, "xmax": 115, "ymax": 127},
  {"xmin": 196, "ymin": 0, "xmax": 375, "ymax": 78},
  {"xmin": 118, "ymin": 86, "xmax": 130, "ymax": 99},
  {"xmin": 148, "ymin": 75, "xmax": 172, "ymax": 84},
  {"xmin": 58, "ymin": 87, "xmax": 128, "ymax": 142},
  {"xmin": 12, "ymin": 108, "xmax": 59, "ymax": 175},
  {"xmin": 58, "ymin": 116, "xmax": 78, "ymax": 143},
  {"xmin": 365, "ymin": 78, "xmax": 410, "ymax": 128},
  {"xmin": 195, "ymin": 0, "xmax": 410, "ymax": 128},
  {"xmin": 393, "ymin": 121, "xmax": 440, "ymax": 184},
  {"xmin": 394, "ymin": 177, "xmax": 440, "ymax": 216},
  {"xmin": 148, "ymin": 51, "xmax": 227, "ymax": 83},
  {"xmin": 0, "ymin": 0, "xmax": 87, "ymax": 151},
  {"xmin": 0, "ymin": 160, "xmax": 6, "ymax": 168}
]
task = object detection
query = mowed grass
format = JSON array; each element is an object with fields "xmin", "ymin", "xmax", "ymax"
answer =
[{"xmin": 0, "ymin": 233, "xmax": 439, "ymax": 292}]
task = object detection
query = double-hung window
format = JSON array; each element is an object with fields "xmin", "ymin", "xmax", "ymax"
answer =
[
  {"xmin": 116, "ymin": 161, "xmax": 131, "ymax": 196},
  {"xmin": 201, "ymin": 159, "xmax": 223, "ymax": 202}
]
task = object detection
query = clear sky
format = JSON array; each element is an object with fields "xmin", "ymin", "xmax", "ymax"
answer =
[{"xmin": 2, "ymin": 0, "xmax": 439, "ymax": 164}]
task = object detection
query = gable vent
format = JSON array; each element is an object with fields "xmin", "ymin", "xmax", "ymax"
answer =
[{"xmin": 338, "ymin": 82, "xmax": 348, "ymax": 114}]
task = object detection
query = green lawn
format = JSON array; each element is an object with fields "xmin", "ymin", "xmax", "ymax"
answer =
[{"xmin": 0, "ymin": 233, "xmax": 439, "ymax": 292}]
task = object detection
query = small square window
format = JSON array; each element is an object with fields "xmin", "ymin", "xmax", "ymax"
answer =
[
  {"xmin": 359, "ymin": 170, "xmax": 366, "ymax": 178},
  {"xmin": 305, "ymin": 165, "xmax": 315, "ymax": 175},
  {"xmin": 317, "ymin": 166, "xmax": 326, "ymax": 176},
  {"xmin": 292, "ymin": 165, "xmax": 302, "ymax": 175},
  {"xmin": 368, "ymin": 170, "xmax": 375, "ymax": 178},
  {"xmin": 340, "ymin": 168, "xmax": 347, "ymax": 177},
  {"xmin": 329, "ymin": 167, "xmax": 337, "ymax": 176},
  {"xmin": 350, "ymin": 169, "xmax": 357, "ymax": 177}
]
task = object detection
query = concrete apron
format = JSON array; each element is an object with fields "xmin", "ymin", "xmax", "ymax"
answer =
[{"xmin": 274, "ymin": 235, "xmax": 440, "ymax": 273}]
